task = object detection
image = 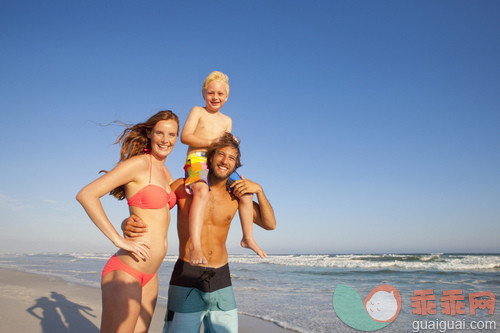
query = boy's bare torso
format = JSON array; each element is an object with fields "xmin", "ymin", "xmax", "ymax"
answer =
[{"xmin": 187, "ymin": 106, "xmax": 231, "ymax": 155}]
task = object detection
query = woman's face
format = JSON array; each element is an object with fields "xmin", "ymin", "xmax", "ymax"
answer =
[{"xmin": 148, "ymin": 119, "xmax": 178, "ymax": 159}]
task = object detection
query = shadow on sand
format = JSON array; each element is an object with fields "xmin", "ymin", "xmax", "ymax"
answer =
[{"xmin": 26, "ymin": 291, "xmax": 99, "ymax": 333}]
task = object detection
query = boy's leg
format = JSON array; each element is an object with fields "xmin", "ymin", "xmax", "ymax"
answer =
[
  {"xmin": 239, "ymin": 194, "xmax": 266, "ymax": 259},
  {"xmin": 189, "ymin": 181, "xmax": 210, "ymax": 265}
]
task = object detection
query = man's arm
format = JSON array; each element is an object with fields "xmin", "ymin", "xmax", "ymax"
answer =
[
  {"xmin": 122, "ymin": 215, "xmax": 148, "ymax": 238},
  {"xmin": 230, "ymin": 177, "xmax": 276, "ymax": 230}
]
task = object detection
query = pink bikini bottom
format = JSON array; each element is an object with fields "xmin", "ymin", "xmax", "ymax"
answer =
[{"xmin": 101, "ymin": 254, "xmax": 156, "ymax": 287}]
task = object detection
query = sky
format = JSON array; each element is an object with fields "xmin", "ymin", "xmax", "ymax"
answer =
[{"xmin": 1, "ymin": 0, "xmax": 499, "ymax": 254}]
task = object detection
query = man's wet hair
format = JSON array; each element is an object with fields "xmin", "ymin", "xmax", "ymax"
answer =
[{"xmin": 207, "ymin": 132, "xmax": 242, "ymax": 170}]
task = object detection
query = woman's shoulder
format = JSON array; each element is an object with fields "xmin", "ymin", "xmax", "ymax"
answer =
[
  {"xmin": 110, "ymin": 154, "xmax": 151, "ymax": 185},
  {"xmin": 117, "ymin": 154, "xmax": 150, "ymax": 171}
]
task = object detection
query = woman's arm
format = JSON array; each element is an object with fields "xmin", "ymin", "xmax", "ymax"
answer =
[{"xmin": 76, "ymin": 156, "xmax": 151, "ymax": 260}]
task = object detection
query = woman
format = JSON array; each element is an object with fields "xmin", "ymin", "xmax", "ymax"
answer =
[{"xmin": 76, "ymin": 110, "xmax": 179, "ymax": 332}]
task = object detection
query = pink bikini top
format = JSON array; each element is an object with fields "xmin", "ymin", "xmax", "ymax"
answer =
[{"xmin": 127, "ymin": 154, "xmax": 177, "ymax": 210}]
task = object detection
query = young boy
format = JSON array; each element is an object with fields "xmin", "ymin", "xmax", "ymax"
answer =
[{"xmin": 181, "ymin": 71, "xmax": 266, "ymax": 265}]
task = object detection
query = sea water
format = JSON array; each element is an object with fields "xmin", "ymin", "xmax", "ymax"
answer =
[{"xmin": 1, "ymin": 253, "xmax": 498, "ymax": 332}]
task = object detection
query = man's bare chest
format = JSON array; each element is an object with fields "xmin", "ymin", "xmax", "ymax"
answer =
[{"xmin": 204, "ymin": 192, "xmax": 238, "ymax": 227}]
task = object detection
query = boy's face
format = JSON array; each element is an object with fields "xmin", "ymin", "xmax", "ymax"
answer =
[{"xmin": 204, "ymin": 80, "xmax": 228, "ymax": 112}]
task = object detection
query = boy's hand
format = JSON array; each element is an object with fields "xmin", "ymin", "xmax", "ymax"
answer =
[
  {"xmin": 230, "ymin": 176, "xmax": 261, "ymax": 198},
  {"xmin": 122, "ymin": 215, "xmax": 148, "ymax": 239}
]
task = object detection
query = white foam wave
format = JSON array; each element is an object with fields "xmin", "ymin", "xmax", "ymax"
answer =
[
  {"xmin": 228, "ymin": 254, "xmax": 500, "ymax": 271},
  {"xmin": 234, "ymin": 287, "xmax": 261, "ymax": 291},
  {"xmin": 161, "ymin": 255, "xmax": 181, "ymax": 263},
  {"xmin": 69, "ymin": 252, "xmax": 113, "ymax": 260}
]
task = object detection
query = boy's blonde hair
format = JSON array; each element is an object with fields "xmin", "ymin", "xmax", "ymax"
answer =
[{"xmin": 202, "ymin": 71, "xmax": 230, "ymax": 97}]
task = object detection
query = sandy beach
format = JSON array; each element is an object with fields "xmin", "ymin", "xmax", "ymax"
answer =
[{"xmin": 0, "ymin": 268, "xmax": 292, "ymax": 333}]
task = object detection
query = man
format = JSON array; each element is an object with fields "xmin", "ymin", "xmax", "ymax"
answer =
[{"xmin": 124, "ymin": 133, "xmax": 276, "ymax": 333}]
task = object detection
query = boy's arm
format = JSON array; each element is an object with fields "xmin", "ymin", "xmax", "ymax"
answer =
[
  {"xmin": 181, "ymin": 107, "xmax": 212, "ymax": 148},
  {"xmin": 230, "ymin": 177, "xmax": 276, "ymax": 230},
  {"xmin": 226, "ymin": 116, "xmax": 232, "ymax": 133}
]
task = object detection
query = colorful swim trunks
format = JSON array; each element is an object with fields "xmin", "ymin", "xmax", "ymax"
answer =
[{"xmin": 184, "ymin": 152, "xmax": 210, "ymax": 195}]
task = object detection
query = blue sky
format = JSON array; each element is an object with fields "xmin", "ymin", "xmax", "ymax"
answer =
[{"xmin": 1, "ymin": 0, "xmax": 499, "ymax": 254}]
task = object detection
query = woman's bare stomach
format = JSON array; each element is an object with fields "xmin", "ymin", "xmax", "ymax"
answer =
[
  {"xmin": 116, "ymin": 242, "xmax": 167, "ymax": 275},
  {"xmin": 116, "ymin": 210, "xmax": 170, "ymax": 274}
]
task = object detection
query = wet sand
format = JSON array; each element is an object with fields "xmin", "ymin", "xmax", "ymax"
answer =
[{"xmin": 0, "ymin": 267, "xmax": 292, "ymax": 332}]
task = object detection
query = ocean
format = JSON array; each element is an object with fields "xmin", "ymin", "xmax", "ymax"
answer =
[{"xmin": 1, "ymin": 253, "xmax": 498, "ymax": 332}]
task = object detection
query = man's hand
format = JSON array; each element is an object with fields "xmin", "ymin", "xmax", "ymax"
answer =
[
  {"xmin": 230, "ymin": 176, "xmax": 262, "ymax": 198},
  {"xmin": 122, "ymin": 214, "xmax": 148, "ymax": 239}
]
